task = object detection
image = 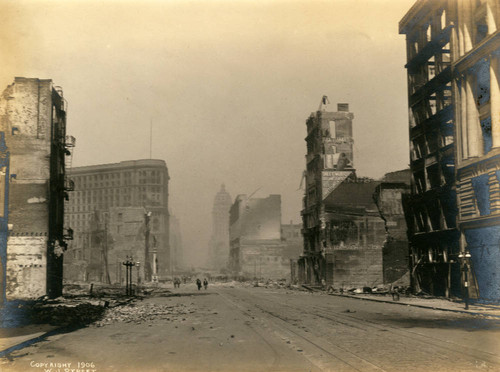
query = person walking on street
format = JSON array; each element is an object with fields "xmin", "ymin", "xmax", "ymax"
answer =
[
  {"xmin": 196, "ymin": 278, "xmax": 202, "ymax": 290},
  {"xmin": 203, "ymin": 278, "xmax": 208, "ymax": 290}
]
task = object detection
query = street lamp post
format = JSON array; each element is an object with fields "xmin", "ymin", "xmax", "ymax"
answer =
[
  {"xmin": 458, "ymin": 250, "xmax": 472, "ymax": 310},
  {"xmin": 122, "ymin": 256, "xmax": 135, "ymax": 296}
]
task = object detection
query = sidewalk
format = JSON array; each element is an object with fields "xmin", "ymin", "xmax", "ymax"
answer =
[
  {"xmin": 0, "ymin": 324, "xmax": 59, "ymax": 357},
  {"xmin": 328, "ymin": 292, "xmax": 500, "ymax": 317}
]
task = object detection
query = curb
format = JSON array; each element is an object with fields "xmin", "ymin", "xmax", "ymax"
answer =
[{"xmin": 327, "ymin": 293, "xmax": 500, "ymax": 318}]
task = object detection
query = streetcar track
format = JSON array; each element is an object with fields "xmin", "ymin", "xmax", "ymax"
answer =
[
  {"xmin": 225, "ymin": 288, "xmax": 500, "ymax": 369},
  {"xmin": 218, "ymin": 290, "xmax": 388, "ymax": 372},
  {"xmin": 216, "ymin": 291, "xmax": 282, "ymax": 370},
  {"xmin": 309, "ymin": 304, "xmax": 500, "ymax": 365}
]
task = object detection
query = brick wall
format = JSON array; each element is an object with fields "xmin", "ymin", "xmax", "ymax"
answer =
[
  {"xmin": 6, "ymin": 236, "xmax": 46, "ymax": 299},
  {"xmin": 332, "ymin": 248, "xmax": 383, "ymax": 289},
  {"xmin": 0, "ymin": 78, "xmax": 57, "ymax": 299}
]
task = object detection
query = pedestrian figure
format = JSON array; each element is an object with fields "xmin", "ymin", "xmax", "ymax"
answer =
[
  {"xmin": 196, "ymin": 278, "xmax": 202, "ymax": 291},
  {"xmin": 174, "ymin": 277, "xmax": 181, "ymax": 288},
  {"xmin": 390, "ymin": 284, "xmax": 400, "ymax": 301},
  {"xmin": 203, "ymin": 278, "xmax": 208, "ymax": 290}
]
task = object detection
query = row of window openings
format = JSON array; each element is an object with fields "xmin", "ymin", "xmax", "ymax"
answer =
[
  {"xmin": 411, "ymin": 131, "xmax": 454, "ymax": 161},
  {"xmin": 410, "ymin": 91, "xmax": 452, "ymax": 127},
  {"xmin": 412, "ymin": 199, "xmax": 456, "ymax": 233},
  {"xmin": 409, "ymin": 2, "xmax": 493, "ymax": 61},
  {"xmin": 74, "ymin": 179, "xmax": 164, "ymax": 189},
  {"xmin": 66, "ymin": 218, "xmax": 162, "ymax": 232},
  {"xmin": 413, "ymin": 164, "xmax": 454, "ymax": 194},
  {"xmin": 409, "ymin": 10, "xmax": 448, "ymax": 60},
  {"xmin": 74, "ymin": 170, "xmax": 160, "ymax": 181},
  {"xmin": 73, "ymin": 173, "xmax": 162, "ymax": 187},
  {"xmin": 71, "ymin": 186, "xmax": 163, "ymax": 197},
  {"xmin": 408, "ymin": 53, "xmax": 451, "ymax": 95},
  {"xmin": 70, "ymin": 193, "xmax": 162, "ymax": 205}
]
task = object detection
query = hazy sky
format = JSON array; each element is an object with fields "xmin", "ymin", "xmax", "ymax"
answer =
[{"xmin": 1, "ymin": 0, "xmax": 415, "ymax": 267}]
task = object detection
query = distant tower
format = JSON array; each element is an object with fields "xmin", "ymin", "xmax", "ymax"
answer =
[{"xmin": 209, "ymin": 184, "xmax": 232, "ymax": 271}]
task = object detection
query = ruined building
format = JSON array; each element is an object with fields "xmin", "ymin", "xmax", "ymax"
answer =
[
  {"xmin": 63, "ymin": 160, "xmax": 170, "ymax": 283},
  {"xmin": 229, "ymin": 194, "xmax": 291, "ymax": 280},
  {"xmin": 299, "ymin": 101, "xmax": 356, "ymax": 285},
  {"xmin": 298, "ymin": 100, "xmax": 411, "ymax": 288},
  {"xmin": 208, "ymin": 184, "xmax": 232, "ymax": 271},
  {"xmin": 0, "ymin": 77, "xmax": 73, "ymax": 300},
  {"xmin": 281, "ymin": 222, "xmax": 304, "ymax": 283},
  {"xmin": 400, "ymin": 0, "xmax": 500, "ymax": 300}
]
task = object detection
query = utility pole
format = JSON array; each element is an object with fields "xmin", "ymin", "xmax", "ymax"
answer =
[{"xmin": 144, "ymin": 211, "xmax": 152, "ymax": 282}]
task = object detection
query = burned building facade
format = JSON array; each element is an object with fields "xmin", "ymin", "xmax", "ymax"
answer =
[
  {"xmin": 299, "ymin": 100, "xmax": 411, "ymax": 288},
  {"xmin": 400, "ymin": 0, "xmax": 500, "ymax": 300},
  {"xmin": 451, "ymin": 0, "xmax": 500, "ymax": 301},
  {"xmin": 320, "ymin": 172, "xmax": 411, "ymax": 289},
  {"xmin": 229, "ymin": 194, "xmax": 290, "ymax": 280},
  {"xmin": 299, "ymin": 101, "xmax": 355, "ymax": 285},
  {"xmin": 0, "ymin": 77, "xmax": 73, "ymax": 300},
  {"xmin": 208, "ymin": 184, "xmax": 232, "ymax": 271},
  {"xmin": 64, "ymin": 159, "xmax": 170, "ymax": 282}
]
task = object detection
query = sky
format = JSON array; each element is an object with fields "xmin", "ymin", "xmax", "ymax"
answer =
[{"xmin": 0, "ymin": 0, "xmax": 416, "ymax": 267}]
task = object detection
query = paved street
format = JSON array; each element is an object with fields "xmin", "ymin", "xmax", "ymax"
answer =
[{"xmin": 2, "ymin": 284, "xmax": 500, "ymax": 372}]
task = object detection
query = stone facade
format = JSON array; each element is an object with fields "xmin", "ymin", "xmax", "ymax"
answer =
[
  {"xmin": 400, "ymin": 0, "xmax": 500, "ymax": 300},
  {"xmin": 64, "ymin": 159, "xmax": 170, "ymax": 282}
]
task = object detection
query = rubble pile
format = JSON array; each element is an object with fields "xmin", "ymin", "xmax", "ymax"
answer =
[
  {"xmin": 94, "ymin": 301, "xmax": 194, "ymax": 327},
  {"xmin": 31, "ymin": 302, "xmax": 106, "ymax": 326}
]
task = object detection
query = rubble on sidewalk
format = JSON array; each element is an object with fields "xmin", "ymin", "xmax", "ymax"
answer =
[{"xmin": 93, "ymin": 301, "xmax": 195, "ymax": 327}]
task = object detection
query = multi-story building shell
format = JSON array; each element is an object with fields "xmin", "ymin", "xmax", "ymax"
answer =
[
  {"xmin": 299, "ymin": 101, "xmax": 355, "ymax": 285},
  {"xmin": 400, "ymin": 0, "xmax": 500, "ymax": 300},
  {"xmin": 64, "ymin": 159, "xmax": 170, "ymax": 282}
]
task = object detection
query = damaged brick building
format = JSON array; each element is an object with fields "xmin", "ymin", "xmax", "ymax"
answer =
[
  {"xmin": 229, "ymin": 194, "xmax": 293, "ymax": 280},
  {"xmin": 400, "ymin": 0, "xmax": 500, "ymax": 300},
  {"xmin": 299, "ymin": 100, "xmax": 411, "ymax": 289},
  {"xmin": 63, "ymin": 160, "xmax": 170, "ymax": 283},
  {"xmin": 0, "ymin": 77, "xmax": 73, "ymax": 300}
]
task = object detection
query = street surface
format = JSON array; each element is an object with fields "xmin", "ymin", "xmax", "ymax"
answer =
[{"xmin": 2, "ymin": 284, "xmax": 500, "ymax": 372}]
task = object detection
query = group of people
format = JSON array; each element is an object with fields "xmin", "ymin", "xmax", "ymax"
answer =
[
  {"xmin": 173, "ymin": 277, "xmax": 208, "ymax": 290},
  {"xmin": 196, "ymin": 278, "xmax": 209, "ymax": 290}
]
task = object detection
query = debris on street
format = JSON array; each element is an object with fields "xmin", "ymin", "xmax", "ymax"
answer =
[{"xmin": 93, "ymin": 301, "xmax": 195, "ymax": 327}]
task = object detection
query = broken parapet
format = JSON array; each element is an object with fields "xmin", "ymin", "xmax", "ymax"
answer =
[{"xmin": 373, "ymin": 171, "xmax": 411, "ymax": 286}]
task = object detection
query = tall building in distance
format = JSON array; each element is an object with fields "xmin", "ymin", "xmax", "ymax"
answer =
[
  {"xmin": 64, "ymin": 159, "xmax": 170, "ymax": 283},
  {"xmin": 208, "ymin": 184, "xmax": 232, "ymax": 271},
  {"xmin": 0, "ymin": 77, "xmax": 73, "ymax": 300},
  {"xmin": 300, "ymin": 100, "xmax": 355, "ymax": 285},
  {"xmin": 400, "ymin": 0, "xmax": 500, "ymax": 300},
  {"xmin": 169, "ymin": 213, "xmax": 184, "ymax": 272}
]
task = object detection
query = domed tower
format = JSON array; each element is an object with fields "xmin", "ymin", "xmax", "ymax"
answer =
[{"xmin": 209, "ymin": 184, "xmax": 232, "ymax": 271}]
